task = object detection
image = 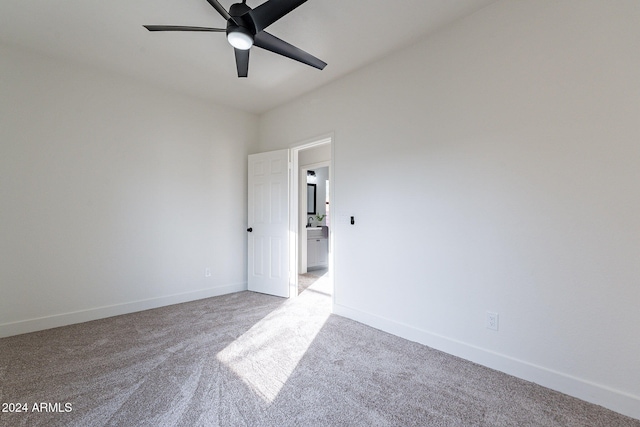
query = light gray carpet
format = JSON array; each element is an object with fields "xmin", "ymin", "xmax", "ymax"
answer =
[
  {"xmin": 1, "ymin": 276, "xmax": 638, "ymax": 427},
  {"xmin": 298, "ymin": 268, "xmax": 328, "ymax": 294}
]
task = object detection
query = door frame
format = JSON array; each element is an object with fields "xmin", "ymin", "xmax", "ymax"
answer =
[{"xmin": 289, "ymin": 134, "xmax": 334, "ymax": 298}]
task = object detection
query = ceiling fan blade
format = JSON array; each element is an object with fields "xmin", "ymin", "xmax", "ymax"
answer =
[
  {"xmin": 235, "ymin": 48, "xmax": 250, "ymax": 78},
  {"xmin": 248, "ymin": 0, "xmax": 308, "ymax": 33},
  {"xmin": 144, "ymin": 25, "xmax": 225, "ymax": 32},
  {"xmin": 204, "ymin": 0, "xmax": 232, "ymax": 21},
  {"xmin": 254, "ymin": 31, "xmax": 326, "ymax": 70}
]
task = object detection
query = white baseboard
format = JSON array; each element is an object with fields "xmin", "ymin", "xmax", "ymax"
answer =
[
  {"xmin": 333, "ymin": 302, "xmax": 640, "ymax": 421},
  {"xmin": 0, "ymin": 282, "xmax": 247, "ymax": 338}
]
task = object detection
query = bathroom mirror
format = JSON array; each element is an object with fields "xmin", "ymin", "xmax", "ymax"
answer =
[{"xmin": 307, "ymin": 184, "xmax": 316, "ymax": 214}]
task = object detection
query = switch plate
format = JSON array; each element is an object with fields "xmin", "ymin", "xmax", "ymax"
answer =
[
  {"xmin": 486, "ymin": 312, "xmax": 499, "ymax": 331},
  {"xmin": 205, "ymin": 268, "xmax": 211, "ymax": 278}
]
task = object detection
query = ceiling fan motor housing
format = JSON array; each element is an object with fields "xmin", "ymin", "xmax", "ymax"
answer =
[{"xmin": 226, "ymin": 2, "xmax": 255, "ymax": 49}]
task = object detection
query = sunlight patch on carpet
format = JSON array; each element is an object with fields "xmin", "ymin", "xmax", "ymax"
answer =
[{"xmin": 216, "ymin": 293, "xmax": 330, "ymax": 403}]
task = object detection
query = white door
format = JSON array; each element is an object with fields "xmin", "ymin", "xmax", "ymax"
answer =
[{"xmin": 247, "ymin": 149, "xmax": 290, "ymax": 297}]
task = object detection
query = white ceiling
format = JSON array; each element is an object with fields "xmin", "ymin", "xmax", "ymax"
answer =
[{"xmin": 0, "ymin": 0, "xmax": 497, "ymax": 114}]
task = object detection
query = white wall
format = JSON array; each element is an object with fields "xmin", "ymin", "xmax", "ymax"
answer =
[
  {"xmin": 0, "ymin": 43, "xmax": 258, "ymax": 337},
  {"xmin": 301, "ymin": 145, "xmax": 331, "ymax": 222},
  {"xmin": 259, "ymin": 0, "xmax": 640, "ymax": 420},
  {"xmin": 299, "ymin": 143, "xmax": 331, "ymax": 167}
]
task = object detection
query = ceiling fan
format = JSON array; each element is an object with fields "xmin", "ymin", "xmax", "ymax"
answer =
[{"xmin": 144, "ymin": 0, "xmax": 327, "ymax": 78}]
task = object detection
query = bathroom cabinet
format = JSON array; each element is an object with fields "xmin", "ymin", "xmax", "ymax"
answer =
[{"xmin": 307, "ymin": 227, "xmax": 328, "ymax": 270}]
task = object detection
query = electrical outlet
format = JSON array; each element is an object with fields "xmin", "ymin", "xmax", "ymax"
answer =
[
  {"xmin": 486, "ymin": 311, "xmax": 499, "ymax": 331},
  {"xmin": 205, "ymin": 268, "xmax": 211, "ymax": 278}
]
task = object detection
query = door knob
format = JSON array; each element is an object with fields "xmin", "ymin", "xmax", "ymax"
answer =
[{"xmin": 247, "ymin": 227, "xmax": 253, "ymax": 232}]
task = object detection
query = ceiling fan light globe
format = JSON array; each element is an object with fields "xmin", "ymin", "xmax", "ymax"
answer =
[{"xmin": 227, "ymin": 29, "xmax": 254, "ymax": 50}]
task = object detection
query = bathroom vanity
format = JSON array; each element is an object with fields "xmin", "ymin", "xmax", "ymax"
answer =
[{"xmin": 306, "ymin": 227, "xmax": 328, "ymax": 270}]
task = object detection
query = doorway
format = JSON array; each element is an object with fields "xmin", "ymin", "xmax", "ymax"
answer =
[
  {"xmin": 299, "ymin": 164, "xmax": 329, "ymax": 295},
  {"xmin": 289, "ymin": 136, "xmax": 333, "ymax": 298}
]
